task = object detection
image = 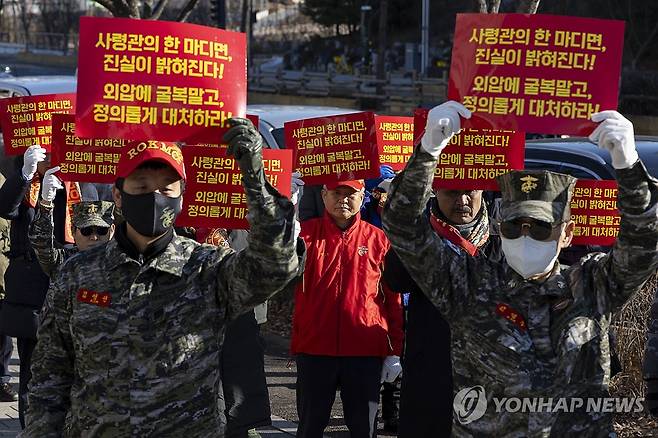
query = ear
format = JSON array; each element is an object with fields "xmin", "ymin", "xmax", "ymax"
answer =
[
  {"xmin": 108, "ymin": 223, "xmax": 116, "ymax": 239},
  {"xmin": 112, "ymin": 186, "xmax": 122, "ymax": 209},
  {"xmin": 560, "ymin": 220, "xmax": 575, "ymax": 249}
]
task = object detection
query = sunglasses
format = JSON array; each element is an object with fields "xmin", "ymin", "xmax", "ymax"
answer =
[
  {"xmin": 499, "ymin": 219, "xmax": 562, "ymax": 241},
  {"xmin": 79, "ymin": 226, "xmax": 110, "ymax": 237}
]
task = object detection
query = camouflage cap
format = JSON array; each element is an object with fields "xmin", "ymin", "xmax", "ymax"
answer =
[
  {"xmin": 496, "ymin": 170, "xmax": 577, "ymax": 223},
  {"xmin": 72, "ymin": 201, "xmax": 115, "ymax": 229}
]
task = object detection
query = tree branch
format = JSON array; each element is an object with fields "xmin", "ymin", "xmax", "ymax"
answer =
[
  {"xmin": 631, "ymin": 19, "xmax": 658, "ymax": 69},
  {"xmin": 477, "ymin": 0, "xmax": 487, "ymax": 13},
  {"xmin": 149, "ymin": 0, "xmax": 169, "ymax": 20},
  {"xmin": 175, "ymin": 0, "xmax": 201, "ymax": 22},
  {"xmin": 92, "ymin": 0, "xmax": 118, "ymax": 16},
  {"xmin": 127, "ymin": 0, "xmax": 140, "ymax": 18},
  {"xmin": 517, "ymin": 0, "xmax": 540, "ymax": 13},
  {"xmin": 490, "ymin": 0, "xmax": 501, "ymax": 13}
]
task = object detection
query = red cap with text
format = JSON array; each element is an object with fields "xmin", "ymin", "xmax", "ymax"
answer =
[
  {"xmin": 117, "ymin": 141, "xmax": 186, "ymax": 180},
  {"xmin": 325, "ymin": 180, "xmax": 365, "ymax": 191}
]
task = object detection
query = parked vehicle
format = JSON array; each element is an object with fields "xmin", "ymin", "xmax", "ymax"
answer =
[
  {"xmin": 525, "ymin": 136, "xmax": 658, "ymax": 179},
  {"xmin": 0, "ymin": 75, "xmax": 76, "ymax": 98},
  {"xmin": 246, "ymin": 104, "xmax": 358, "ymax": 149}
]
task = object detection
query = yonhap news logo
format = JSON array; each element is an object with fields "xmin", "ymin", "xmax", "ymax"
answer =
[
  {"xmin": 453, "ymin": 386, "xmax": 645, "ymax": 425},
  {"xmin": 453, "ymin": 386, "xmax": 488, "ymax": 425}
]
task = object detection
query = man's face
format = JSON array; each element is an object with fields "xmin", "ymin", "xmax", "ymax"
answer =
[
  {"xmin": 73, "ymin": 224, "xmax": 115, "ymax": 251},
  {"xmin": 500, "ymin": 216, "xmax": 575, "ymax": 249},
  {"xmin": 321, "ymin": 186, "xmax": 364, "ymax": 223},
  {"xmin": 112, "ymin": 166, "xmax": 182, "ymax": 208},
  {"xmin": 435, "ymin": 189, "xmax": 483, "ymax": 224}
]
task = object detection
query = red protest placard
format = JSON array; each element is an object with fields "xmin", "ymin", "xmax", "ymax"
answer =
[
  {"xmin": 413, "ymin": 108, "xmax": 525, "ymax": 190},
  {"xmin": 448, "ymin": 13, "xmax": 625, "ymax": 136},
  {"xmin": 51, "ymin": 114, "xmax": 127, "ymax": 184},
  {"xmin": 176, "ymin": 146, "xmax": 292, "ymax": 229},
  {"xmin": 75, "ymin": 17, "xmax": 246, "ymax": 144},
  {"xmin": 0, "ymin": 93, "xmax": 75, "ymax": 156},
  {"xmin": 570, "ymin": 179, "xmax": 619, "ymax": 246},
  {"xmin": 375, "ymin": 115, "xmax": 414, "ymax": 171},
  {"xmin": 285, "ymin": 112, "xmax": 380, "ymax": 185}
]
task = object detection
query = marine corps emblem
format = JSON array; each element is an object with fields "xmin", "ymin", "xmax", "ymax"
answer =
[{"xmin": 520, "ymin": 175, "xmax": 538, "ymax": 194}]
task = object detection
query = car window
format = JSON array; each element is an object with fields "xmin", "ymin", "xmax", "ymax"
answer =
[
  {"xmin": 524, "ymin": 159, "xmax": 562, "ymax": 173},
  {"xmin": 271, "ymin": 127, "xmax": 286, "ymax": 149},
  {"xmin": 557, "ymin": 164, "xmax": 601, "ymax": 180},
  {"xmin": 525, "ymin": 159, "xmax": 604, "ymax": 180}
]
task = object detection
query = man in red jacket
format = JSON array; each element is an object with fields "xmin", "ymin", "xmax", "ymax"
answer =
[{"xmin": 292, "ymin": 179, "xmax": 403, "ymax": 438}]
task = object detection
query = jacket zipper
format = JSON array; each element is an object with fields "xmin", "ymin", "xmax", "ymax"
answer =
[{"xmin": 336, "ymin": 231, "xmax": 346, "ymax": 356}]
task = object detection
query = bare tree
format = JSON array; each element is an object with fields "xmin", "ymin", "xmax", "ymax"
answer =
[
  {"xmin": 376, "ymin": 0, "xmax": 388, "ymax": 83},
  {"xmin": 516, "ymin": 0, "xmax": 540, "ymax": 13},
  {"xmin": 13, "ymin": 0, "xmax": 36, "ymax": 51},
  {"xmin": 475, "ymin": 0, "xmax": 540, "ymax": 13},
  {"xmin": 39, "ymin": 0, "xmax": 80, "ymax": 54},
  {"xmin": 92, "ymin": 0, "xmax": 201, "ymax": 22}
]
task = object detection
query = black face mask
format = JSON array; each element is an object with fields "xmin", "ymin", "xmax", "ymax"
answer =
[{"xmin": 120, "ymin": 191, "xmax": 182, "ymax": 237}]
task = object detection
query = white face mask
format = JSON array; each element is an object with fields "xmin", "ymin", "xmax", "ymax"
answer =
[{"xmin": 501, "ymin": 236, "xmax": 559, "ymax": 279}]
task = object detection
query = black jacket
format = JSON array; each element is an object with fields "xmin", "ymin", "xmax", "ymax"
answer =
[
  {"xmin": 0, "ymin": 161, "xmax": 68, "ymax": 311},
  {"xmin": 219, "ymin": 229, "xmax": 271, "ymax": 436}
]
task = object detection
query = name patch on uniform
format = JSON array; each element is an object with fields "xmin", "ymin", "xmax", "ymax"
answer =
[
  {"xmin": 77, "ymin": 289, "xmax": 111, "ymax": 308},
  {"xmin": 495, "ymin": 303, "xmax": 526, "ymax": 332}
]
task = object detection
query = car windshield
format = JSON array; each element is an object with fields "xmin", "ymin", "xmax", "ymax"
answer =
[{"xmin": 271, "ymin": 127, "xmax": 286, "ymax": 149}]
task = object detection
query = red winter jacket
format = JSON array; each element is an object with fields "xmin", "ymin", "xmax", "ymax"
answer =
[{"xmin": 291, "ymin": 212, "xmax": 403, "ymax": 357}]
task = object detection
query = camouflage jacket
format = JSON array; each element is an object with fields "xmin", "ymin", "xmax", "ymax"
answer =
[
  {"xmin": 382, "ymin": 149, "xmax": 658, "ymax": 438},
  {"xmin": 28, "ymin": 204, "xmax": 78, "ymax": 278},
  {"xmin": 21, "ymin": 188, "xmax": 305, "ymax": 437}
]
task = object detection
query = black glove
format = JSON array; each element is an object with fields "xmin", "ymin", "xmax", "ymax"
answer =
[
  {"xmin": 223, "ymin": 117, "xmax": 268, "ymax": 204},
  {"xmin": 648, "ymin": 380, "xmax": 658, "ymax": 417},
  {"xmin": 224, "ymin": 117, "xmax": 264, "ymax": 174}
]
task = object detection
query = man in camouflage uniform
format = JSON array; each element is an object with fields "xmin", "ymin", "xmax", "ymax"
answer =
[
  {"xmin": 21, "ymin": 118, "xmax": 305, "ymax": 437},
  {"xmin": 382, "ymin": 101, "xmax": 658, "ymax": 437},
  {"xmin": 29, "ymin": 200, "xmax": 115, "ymax": 278}
]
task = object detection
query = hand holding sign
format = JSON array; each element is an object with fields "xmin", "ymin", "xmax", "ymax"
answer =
[
  {"xmin": 291, "ymin": 171, "xmax": 305, "ymax": 206},
  {"xmin": 41, "ymin": 166, "xmax": 63, "ymax": 202},
  {"xmin": 421, "ymin": 101, "xmax": 472, "ymax": 158},
  {"xmin": 589, "ymin": 111, "xmax": 638, "ymax": 169},
  {"xmin": 224, "ymin": 117, "xmax": 263, "ymax": 171},
  {"xmin": 22, "ymin": 145, "xmax": 47, "ymax": 181}
]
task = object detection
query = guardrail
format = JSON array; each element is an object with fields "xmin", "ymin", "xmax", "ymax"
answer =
[
  {"xmin": 0, "ymin": 32, "xmax": 78, "ymax": 55},
  {"xmin": 248, "ymin": 68, "xmax": 449, "ymax": 112}
]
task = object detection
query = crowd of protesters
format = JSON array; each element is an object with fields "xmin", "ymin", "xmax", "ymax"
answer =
[{"xmin": 0, "ymin": 101, "xmax": 655, "ymax": 438}]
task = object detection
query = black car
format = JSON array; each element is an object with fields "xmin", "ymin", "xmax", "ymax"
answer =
[{"xmin": 525, "ymin": 136, "xmax": 658, "ymax": 180}]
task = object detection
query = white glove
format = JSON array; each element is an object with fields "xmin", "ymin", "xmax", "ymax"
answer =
[
  {"xmin": 381, "ymin": 355, "xmax": 402, "ymax": 383},
  {"xmin": 41, "ymin": 166, "xmax": 63, "ymax": 202},
  {"xmin": 589, "ymin": 111, "xmax": 639, "ymax": 169},
  {"xmin": 293, "ymin": 218, "xmax": 301, "ymax": 242},
  {"xmin": 421, "ymin": 101, "xmax": 472, "ymax": 158},
  {"xmin": 22, "ymin": 145, "xmax": 47, "ymax": 181},
  {"xmin": 291, "ymin": 171, "xmax": 305, "ymax": 206}
]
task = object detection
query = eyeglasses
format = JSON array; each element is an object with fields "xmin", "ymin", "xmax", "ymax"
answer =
[
  {"xmin": 79, "ymin": 226, "xmax": 110, "ymax": 237},
  {"xmin": 499, "ymin": 219, "xmax": 561, "ymax": 241}
]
